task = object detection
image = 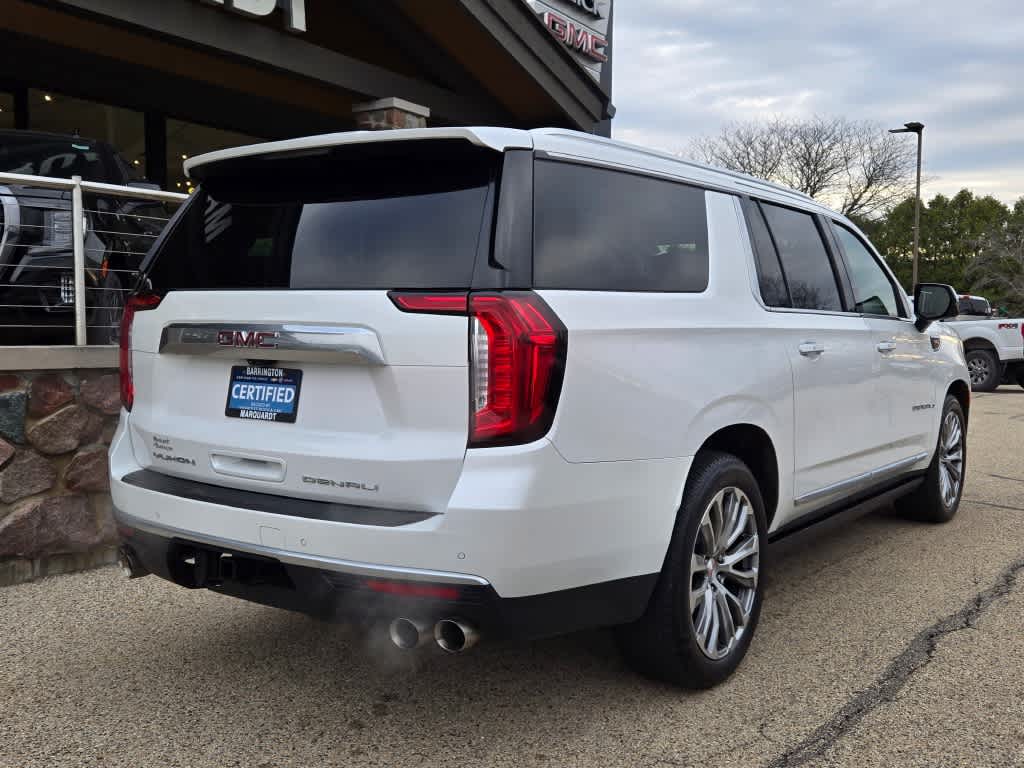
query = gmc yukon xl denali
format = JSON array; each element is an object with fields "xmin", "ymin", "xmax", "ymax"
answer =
[{"xmin": 110, "ymin": 128, "xmax": 970, "ymax": 688}]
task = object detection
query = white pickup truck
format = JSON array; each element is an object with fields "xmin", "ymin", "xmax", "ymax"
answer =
[{"xmin": 946, "ymin": 294, "xmax": 1024, "ymax": 391}]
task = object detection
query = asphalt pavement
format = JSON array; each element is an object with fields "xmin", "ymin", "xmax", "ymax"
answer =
[{"xmin": 2, "ymin": 387, "xmax": 1024, "ymax": 767}]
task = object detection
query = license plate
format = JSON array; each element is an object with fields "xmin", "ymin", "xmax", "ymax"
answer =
[{"xmin": 225, "ymin": 365, "xmax": 302, "ymax": 423}]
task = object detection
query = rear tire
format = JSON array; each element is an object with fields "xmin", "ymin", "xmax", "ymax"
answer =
[
  {"xmin": 616, "ymin": 451, "xmax": 766, "ymax": 689},
  {"xmin": 966, "ymin": 349, "xmax": 1000, "ymax": 392},
  {"xmin": 896, "ymin": 395, "xmax": 966, "ymax": 524}
]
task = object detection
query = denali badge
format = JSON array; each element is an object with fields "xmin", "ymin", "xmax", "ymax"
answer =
[
  {"xmin": 217, "ymin": 330, "xmax": 279, "ymax": 349},
  {"xmin": 302, "ymin": 476, "xmax": 379, "ymax": 492}
]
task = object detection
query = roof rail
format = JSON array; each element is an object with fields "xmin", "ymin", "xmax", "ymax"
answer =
[{"xmin": 532, "ymin": 128, "xmax": 817, "ymax": 203}]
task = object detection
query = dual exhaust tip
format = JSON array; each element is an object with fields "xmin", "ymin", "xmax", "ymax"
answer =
[
  {"xmin": 389, "ymin": 617, "xmax": 479, "ymax": 654},
  {"xmin": 117, "ymin": 547, "xmax": 149, "ymax": 579}
]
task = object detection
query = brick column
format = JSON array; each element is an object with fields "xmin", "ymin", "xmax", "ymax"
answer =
[{"xmin": 352, "ymin": 97, "xmax": 430, "ymax": 130}]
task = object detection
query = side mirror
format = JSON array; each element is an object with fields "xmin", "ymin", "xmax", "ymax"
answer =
[{"xmin": 913, "ymin": 283, "xmax": 958, "ymax": 332}]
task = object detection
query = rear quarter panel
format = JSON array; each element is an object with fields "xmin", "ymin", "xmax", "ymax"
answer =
[{"xmin": 537, "ymin": 191, "xmax": 795, "ymax": 511}]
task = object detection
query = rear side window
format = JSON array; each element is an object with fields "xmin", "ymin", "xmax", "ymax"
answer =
[
  {"xmin": 744, "ymin": 200, "xmax": 790, "ymax": 307},
  {"xmin": 145, "ymin": 141, "xmax": 495, "ymax": 292},
  {"xmin": 533, "ymin": 161, "xmax": 709, "ymax": 292},
  {"xmin": 759, "ymin": 202, "xmax": 842, "ymax": 312}
]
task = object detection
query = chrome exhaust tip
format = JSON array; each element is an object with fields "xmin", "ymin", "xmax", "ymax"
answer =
[
  {"xmin": 389, "ymin": 617, "xmax": 430, "ymax": 650},
  {"xmin": 117, "ymin": 547, "xmax": 148, "ymax": 579},
  {"xmin": 434, "ymin": 618, "xmax": 479, "ymax": 654}
]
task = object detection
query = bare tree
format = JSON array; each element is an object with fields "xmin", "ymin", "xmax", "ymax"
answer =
[
  {"xmin": 966, "ymin": 228, "xmax": 1024, "ymax": 315},
  {"xmin": 691, "ymin": 117, "xmax": 789, "ymax": 182},
  {"xmin": 690, "ymin": 116, "xmax": 916, "ymax": 218}
]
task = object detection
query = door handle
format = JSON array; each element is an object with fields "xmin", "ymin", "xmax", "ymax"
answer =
[
  {"xmin": 798, "ymin": 341, "xmax": 826, "ymax": 357},
  {"xmin": 876, "ymin": 341, "xmax": 897, "ymax": 354}
]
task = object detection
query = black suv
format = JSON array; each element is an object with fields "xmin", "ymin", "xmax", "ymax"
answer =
[{"xmin": 0, "ymin": 130, "xmax": 169, "ymax": 344}]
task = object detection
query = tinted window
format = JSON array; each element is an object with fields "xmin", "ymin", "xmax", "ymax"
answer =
[
  {"xmin": 534, "ymin": 161, "xmax": 709, "ymax": 292},
  {"xmin": 958, "ymin": 297, "xmax": 990, "ymax": 316},
  {"xmin": 146, "ymin": 142, "xmax": 495, "ymax": 292},
  {"xmin": 760, "ymin": 203, "xmax": 842, "ymax": 312},
  {"xmin": 831, "ymin": 223, "xmax": 902, "ymax": 317},
  {"xmin": 744, "ymin": 200, "xmax": 790, "ymax": 307}
]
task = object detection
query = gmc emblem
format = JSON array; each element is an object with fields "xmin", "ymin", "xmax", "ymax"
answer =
[{"xmin": 217, "ymin": 330, "xmax": 279, "ymax": 349}]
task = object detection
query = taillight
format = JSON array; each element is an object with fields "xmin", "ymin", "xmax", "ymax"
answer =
[
  {"xmin": 119, "ymin": 293, "xmax": 161, "ymax": 411},
  {"xmin": 389, "ymin": 292, "xmax": 467, "ymax": 314},
  {"xmin": 389, "ymin": 290, "xmax": 567, "ymax": 448}
]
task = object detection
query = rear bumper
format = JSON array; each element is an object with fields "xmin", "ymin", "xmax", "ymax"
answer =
[
  {"xmin": 115, "ymin": 511, "xmax": 658, "ymax": 641},
  {"xmin": 110, "ymin": 417, "xmax": 690, "ymax": 600}
]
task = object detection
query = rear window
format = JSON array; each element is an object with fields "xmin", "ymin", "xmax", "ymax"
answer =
[
  {"xmin": 958, "ymin": 297, "xmax": 990, "ymax": 316},
  {"xmin": 533, "ymin": 161, "xmax": 710, "ymax": 292},
  {"xmin": 146, "ymin": 141, "xmax": 496, "ymax": 292}
]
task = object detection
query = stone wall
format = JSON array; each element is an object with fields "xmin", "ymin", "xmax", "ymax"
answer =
[{"xmin": 0, "ymin": 369, "xmax": 120, "ymax": 586}]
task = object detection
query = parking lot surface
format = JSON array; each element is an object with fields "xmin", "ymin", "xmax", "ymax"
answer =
[{"xmin": 2, "ymin": 388, "xmax": 1024, "ymax": 768}]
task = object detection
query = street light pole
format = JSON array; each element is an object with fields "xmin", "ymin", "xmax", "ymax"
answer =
[{"xmin": 890, "ymin": 122, "xmax": 925, "ymax": 286}]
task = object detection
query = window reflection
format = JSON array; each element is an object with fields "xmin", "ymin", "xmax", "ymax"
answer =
[
  {"xmin": 166, "ymin": 119, "xmax": 263, "ymax": 195},
  {"xmin": 27, "ymin": 89, "xmax": 145, "ymax": 179}
]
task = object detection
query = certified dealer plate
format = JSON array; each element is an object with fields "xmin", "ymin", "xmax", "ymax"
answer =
[{"xmin": 225, "ymin": 365, "xmax": 302, "ymax": 423}]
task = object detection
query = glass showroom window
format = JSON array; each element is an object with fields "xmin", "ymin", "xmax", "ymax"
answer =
[
  {"xmin": 28, "ymin": 89, "xmax": 146, "ymax": 179},
  {"xmin": 0, "ymin": 93, "xmax": 13, "ymax": 130},
  {"xmin": 166, "ymin": 119, "xmax": 263, "ymax": 194}
]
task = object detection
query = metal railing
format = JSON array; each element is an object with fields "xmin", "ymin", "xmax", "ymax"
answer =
[{"xmin": 0, "ymin": 172, "xmax": 188, "ymax": 346}]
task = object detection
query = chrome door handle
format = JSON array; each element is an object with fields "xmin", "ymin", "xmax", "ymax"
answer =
[
  {"xmin": 877, "ymin": 341, "xmax": 897, "ymax": 354},
  {"xmin": 798, "ymin": 341, "xmax": 826, "ymax": 357}
]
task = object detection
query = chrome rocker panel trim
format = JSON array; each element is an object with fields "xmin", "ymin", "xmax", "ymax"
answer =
[{"xmin": 794, "ymin": 451, "xmax": 930, "ymax": 507}]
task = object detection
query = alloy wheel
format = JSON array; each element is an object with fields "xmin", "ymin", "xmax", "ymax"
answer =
[
  {"xmin": 967, "ymin": 357, "xmax": 989, "ymax": 386},
  {"xmin": 689, "ymin": 487, "xmax": 759, "ymax": 660},
  {"xmin": 938, "ymin": 410, "xmax": 964, "ymax": 509}
]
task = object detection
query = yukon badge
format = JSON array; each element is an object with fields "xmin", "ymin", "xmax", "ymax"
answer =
[
  {"xmin": 217, "ymin": 330, "xmax": 279, "ymax": 349},
  {"xmin": 153, "ymin": 452, "xmax": 197, "ymax": 466}
]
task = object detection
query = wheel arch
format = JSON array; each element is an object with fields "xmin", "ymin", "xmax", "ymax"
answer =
[
  {"xmin": 695, "ymin": 424, "xmax": 780, "ymax": 529},
  {"xmin": 947, "ymin": 379, "xmax": 971, "ymax": 426},
  {"xmin": 962, "ymin": 336, "xmax": 999, "ymax": 358}
]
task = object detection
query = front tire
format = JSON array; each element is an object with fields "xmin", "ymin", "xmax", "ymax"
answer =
[
  {"xmin": 896, "ymin": 395, "xmax": 966, "ymax": 523},
  {"xmin": 616, "ymin": 451, "xmax": 766, "ymax": 688},
  {"xmin": 966, "ymin": 349, "xmax": 1000, "ymax": 392}
]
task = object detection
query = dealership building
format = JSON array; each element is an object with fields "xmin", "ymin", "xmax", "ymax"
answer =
[{"xmin": 1, "ymin": 0, "xmax": 614, "ymax": 191}]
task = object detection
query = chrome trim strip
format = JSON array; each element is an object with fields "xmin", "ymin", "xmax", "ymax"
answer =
[
  {"xmin": 158, "ymin": 323, "xmax": 385, "ymax": 365},
  {"xmin": 794, "ymin": 451, "xmax": 930, "ymax": 507},
  {"xmin": 113, "ymin": 506, "xmax": 490, "ymax": 587}
]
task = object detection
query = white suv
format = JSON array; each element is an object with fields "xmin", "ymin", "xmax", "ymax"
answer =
[{"xmin": 110, "ymin": 128, "xmax": 970, "ymax": 688}]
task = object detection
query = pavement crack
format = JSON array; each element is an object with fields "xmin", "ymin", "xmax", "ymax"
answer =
[
  {"xmin": 762, "ymin": 555, "xmax": 1024, "ymax": 768},
  {"xmin": 759, "ymin": 720, "xmax": 779, "ymax": 744},
  {"xmin": 987, "ymin": 473, "xmax": 1024, "ymax": 484}
]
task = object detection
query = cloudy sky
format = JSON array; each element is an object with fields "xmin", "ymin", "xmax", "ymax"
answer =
[{"xmin": 610, "ymin": 0, "xmax": 1024, "ymax": 204}]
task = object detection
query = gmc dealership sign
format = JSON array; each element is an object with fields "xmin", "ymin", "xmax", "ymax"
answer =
[
  {"xmin": 201, "ymin": 0, "xmax": 306, "ymax": 33},
  {"xmin": 526, "ymin": 0, "xmax": 611, "ymax": 81}
]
